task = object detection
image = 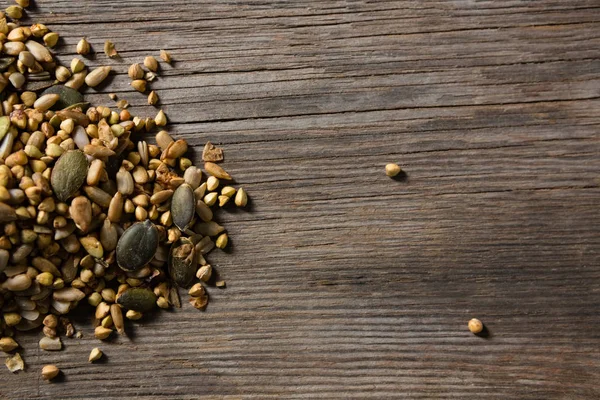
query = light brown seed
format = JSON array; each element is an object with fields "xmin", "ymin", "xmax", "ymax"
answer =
[
  {"xmin": 144, "ymin": 56, "xmax": 158, "ymax": 72},
  {"xmin": 33, "ymin": 94, "xmax": 60, "ymax": 111},
  {"xmin": 128, "ymin": 63, "xmax": 144, "ymax": 79},
  {"xmin": 196, "ymin": 264, "xmax": 212, "ymax": 282},
  {"xmin": 69, "ymin": 196, "xmax": 92, "ymax": 233},
  {"xmin": 110, "ymin": 304, "xmax": 124, "ymax": 334},
  {"xmin": 131, "ymin": 79, "xmax": 146, "ymax": 93},
  {"xmin": 150, "ymin": 189, "xmax": 173, "ymax": 205},
  {"xmin": 204, "ymin": 162, "xmax": 232, "ymax": 180},
  {"xmin": 147, "ymin": 90, "xmax": 158, "ymax": 105},
  {"xmin": 39, "ymin": 337, "xmax": 62, "ymax": 351},
  {"xmin": 83, "ymin": 144, "xmax": 115, "ymax": 158},
  {"xmin": 41, "ymin": 364, "xmax": 59, "ymax": 381},
  {"xmin": 25, "ymin": 40, "xmax": 52, "ymax": 62},
  {"xmin": 104, "ymin": 40, "xmax": 117, "ymax": 58},
  {"xmin": 468, "ymin": 318, "xmax": 483, "ymax": 334},
  {"xmin": 156, "ymin": 130, "xmax": 173, "ymax": 151},
  {"xmin": 94, "ymin": 326, "xmax": 112, "ymax": 340},
  {"xmin": 53, "ymin": 287, "xmax": 85, "ymax": 302},
  {"xmin": 160, "ymin": 49, "xmax": 172, "ymax": 63},
  {"xmin": 84, "ymin": 66, "xmax": 111, "ymax": 87},
  {"xmin": 235, "ymin": 187, "xmax": 248, "ymax": 207},
  {"xmin": 155, "ymin": 109, "xmax": 167, "ymax": 126},
  {"xmin": 89, "ymin": 348, "xmax": 103, "ymax": 362},
  {"xmin": 76, "ymin": 38, "xmax": 90, "ymax": 55},
  {"xmin": 0, "ymin": 337, "xmax": 19, "ymax": 352}
]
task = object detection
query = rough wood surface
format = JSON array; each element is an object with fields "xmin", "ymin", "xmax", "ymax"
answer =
[{"xmin": 2, "ymin": 0, "xmax": 600, "ymax": 398}]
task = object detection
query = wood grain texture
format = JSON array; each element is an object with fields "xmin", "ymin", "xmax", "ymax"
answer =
[{"xmin": 2, "ymin": 0, "xmax": 600, "ymax": 398}]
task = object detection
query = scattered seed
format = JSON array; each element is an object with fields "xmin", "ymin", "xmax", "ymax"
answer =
[
  {"xmin": 76, "ymin": 38, "xmax": 90, "ymax": 55},
  {"xmin": 85, "ymin": 66, "xmax": 111, "ymax": 87},
  {"xmin": 104, "ymin": 40, "xmax": 117, "ymax": 58},
  {"xmin": 468, "ymin": 318, "xmax": 483, "ymax": 334},
  {"xmin": 89, "ymin": 347, "xmax": 103, "ymax": 362},
  {"xmin": 144, "ymin": 56, "xmax": 158, "ymax": 72},
  {"xmin": 116, "ymin": 220, "xmax": 159, "ymax": 271},
  {"xmin": 385, "ymin": 163, "xmax": 401, "ymax": 177},
  {"xmin": 41, "ymin": 364, "xmax": 59, "ymax": 381},
  {"xmin": 5, "ymin": 353, "xmax": 24, "ymax": 373}
]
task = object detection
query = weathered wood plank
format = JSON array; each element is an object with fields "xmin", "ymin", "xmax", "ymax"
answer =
[{"xmin": 1, "ymin": 0, "xmax": 600, "ymax": 399}]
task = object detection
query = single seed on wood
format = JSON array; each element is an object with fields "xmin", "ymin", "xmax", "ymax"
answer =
[
  {"xmin": 155, "ymin": 110, "xmax": 167, "ymax": 126},
  {"xmin": 39, "ymin": 337, "xmax": 62, "ymax": 351},
  {"xmin": 147, "ymin": 90, "xmax": 158, "ymax": 105},
  {"xmin": 204, "ymin": 162, "xmax": 232, "ymax": 180},
  {"xmin": 89, "ymin": 347, "xmax": 103, "ymax": 362},
  {"xmin": 85, "ymin": 66, "xmax": 111, "ymax": 87},
  {"xmin": 76, "ymin": 38, "xmax": 90, "ymax": 55},
  {"xmin": 385, "ymin": 163, "xmax": 401, "ymax": 177},
  {"xmin": 216, "ymin": 280, "xmax": 226, "ymax": 288},
  {"xmin": 215, "ymin": 233, "xmax": 228, "ymax": 249},
  {"xmin": 234, "ymin": 187, "xmax": 248, "ymax": 207},
  {"xmin": 0, "ymin": 337, "xmax": 19, "ymax": 352},
  {"xmin": 104, "ymin": 40, "xmax": 117, "ymax": 58},
  {"xmin": 160, "ymin": 49, "xmax": 172, "ymax": 63},
  {"xmin": 196, "ymin": 264, "xmax": 212, "ymax": 282},
  {"xmin": 144, "ymin": 56, "xmax": 158, "ymax": 72},
  {"xmin": 5, "ymin": 353, "xmax": 24, "ymax": 373},
  {"xmin": 128, "ymin": 63, "xmax": 144, "ymax": 80},
  {"xmin": 468, "ymin": 318, "xmax": 483, "ymax": 334},
  {"xmin": 41, "ymin": 364, "xmax": 59, "ymax": 381}
]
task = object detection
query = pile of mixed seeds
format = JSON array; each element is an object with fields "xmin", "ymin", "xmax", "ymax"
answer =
[{"xmin": 0, "ymin": 0, "xmax": 247, "ymax": 379}]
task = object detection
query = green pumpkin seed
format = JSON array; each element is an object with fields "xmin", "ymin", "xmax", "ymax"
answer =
[
  {"xmin": 0, "ymin": 57, "xmax": 15, "ymax": 72},
  {"xmin": 171, "ymin": 183, "xmax": 195, "ymax": 231},
  {"xmin": 116, "ymin": 220, "xmax": 159, "ymax": 271},
  {"xmin": 41, "ymin": 85, "xmax": 84, "ymax": 110},
  {"xmin": 116, "ymin": 288, "xmax": 157, "ymax": 312},
  {"xmin": 169, "ymin": 237, "xmax": 196, "ymax": 288},
  {"xmin": 50, "ymin": 150, "xmax": 88, "ymax": 202}
]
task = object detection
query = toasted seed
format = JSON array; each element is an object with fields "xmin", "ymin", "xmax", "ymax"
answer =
[
  {"xmin": 76, "ymin": 38, "xmax": 90, "ymax": 55},
  {"xmin": 25, "ymin": 40, "xmax": 52, "ymax": 62},
  {"xmin": 196, "ymin": 264, "xmax": 212, "ymax": 282},
  {"xmin": 85, "ymin": 66, "xmax": 111, "ymax": 87},
  {"xmin": 385, "ymin": 163, "xmax": 401, "ymax": 177},
  {"xmin": 0, "ymin": 337, "xmax": 19, "ymax": 352},
  {"xmin": 188, "ymin": 283, "xmax": 205, "ymax": 297},
  {"xmin": 204, "ymin": 162, "xmax": 232, "ymax": 180},
  {"xmin": 89, "ymin": 347, "xmax": 103, "ymax": 362},
  {"xmin": 116, "ymin": 287, "xmax": 157, "ymax": 312},
  {"xmin": 70, "ymin": 196, "xmax": 92, "ymax": 232},
  {"xmin": 147, "ymin": 90, "xmax": 158, "ymax": 105},
  {"xmin": 194, "ymin": 221, "xmax": 224, "ymax": 237},
  {"xmin": 203, "ymin": 192, "xmax": 218, "ymax": 206},
  {"xmin": 2, "ymin": 274, "xmax": 31, "ymax": 291},
  {"xmin": 39, "ymin": 337, "xmax": 62, "ymax": 351},
  {"xmin": 116, "ymin": 220, "xmax": 159, "ymax": 271},
  {"xmin": 5, "ymin": 353, "xmax": 24, "ymax": 373},
  {"xmin": 194, "ymin": 199, "xmax": 213, "ymax": 223},
  {"xmin": 79, "ymin": 236, "xmax": 103, "ymax": 258},
  {"xmin": 150, "ymin": 189, "xmax": 173, "ymax": 205},
  {"xmin": 41, "ymin": 364, "xmax": 59, "ymax": 381},
  {"xmin": 235, "ymin": 187, "xmax": 248, "ymax": 207},
  {"xmin": 41, "ymin": 85, "xmax": 84, "ymax": 110},
  {"xmin": 216, "ymin": 280, "xmax": 226, "ymax": 288},
  {"xmin": 131, "ymin": 79, "xmax": 146, "ymax": 93},
  {"xmin": 104, "ymin": 40, "xmax": 117, "ymax": 58},
  {"xmin": 171, "ymin": 183, "xmax": 195, "ymax": 231},
  {"xmin": 6, "ymin": 5, "xmax": 23, "ymax": 19},
  {"xmin": 110, "ymin": 304, "xmax": 124, "ymax": 334},
  {"xmin": 206, "ymin": 176, "xmax": 219, "ymax": 192},
  {"xmin": 155, "ymin": 110, "xmax": 167, "ymax": 126},
  {"xmin": 53, "ymin": 287, "xmax": 85, "ymax": 302},
  {"xmin": 0, "ymin": 202, "xmax": 17, "ymax": 223},
  {"xmin": 169, "ymin": 237, "xmax": 196, "ymax": 288},
  {"xmin": 160, "ymin": 49, "xmax": 172, "ymax": 63},
  {"xmin": 116, "ymin": 167, "xmax": 134, "ymax": 196},
  {"xmin": 50, "ymin": 150, "xmax": 88, "ymax": 202},
  {"xmin": 83, "ymin": 186, "xmax": 112, "ymax": 208},
  {"xmin": 33, "ymin": 94, "xmax": 60, "ymax": 111},
  {"xmin": 127, "ymin": 63, "xmax": 144, "ymax": 79},
  {"xmin": 215, "ymin": 233, "xmax": 228, "ymax": 249},
  {"xmin": 71, "ymin": 57, "xmax": 85, "ymax": 73},
  {"xmin": 468, "ymin": 318, "xmax": 484, "ymax": 334},
  {"xmin": 94, "ymin": 326, "xmax": 112, "ymax": 340},
  {"xmin": 202, "ymin": 141, "xmax": 223, "ymax": 162},
  {"xmin": 125, "ymin": 310, "xmax": 142, "ymax": 320},
  {"xmin": 43, "ymin": 32, "xmax": 59, "ymax": 48},
  {"xmin": 144, "ymin": 56, "xmax": 158, "ymax": 72}
]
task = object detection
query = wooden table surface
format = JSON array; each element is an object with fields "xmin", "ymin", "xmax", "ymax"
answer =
[{"xmin": 2, "ymin": 1, "xmax": 600, "ymax": 399}]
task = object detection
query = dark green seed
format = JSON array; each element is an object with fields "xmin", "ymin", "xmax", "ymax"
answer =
[
  {"xmin": 116, "ymin": 220, "xmax": 159, "ymax": 271},
  {"xmin": 41, "ymin": 85, "xmax": 84, "ymax": 110},
  {"xmin": 171, "ymin": 183, "xmax": 195, "ymax": 231},
  {"xmin": 169, "ymin": 237, "xmax": 196, "ymax": 288},
  {"xmin": 116, "ymin": 288, "xmax": 157, "ymax": 312},
  {"xmin": 0, "ymin": 57, "xmax": 15, "ymax": 71},
  {"xmin": 50, "ymin": 150, "xmax": 88, "ymax": 202}
]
